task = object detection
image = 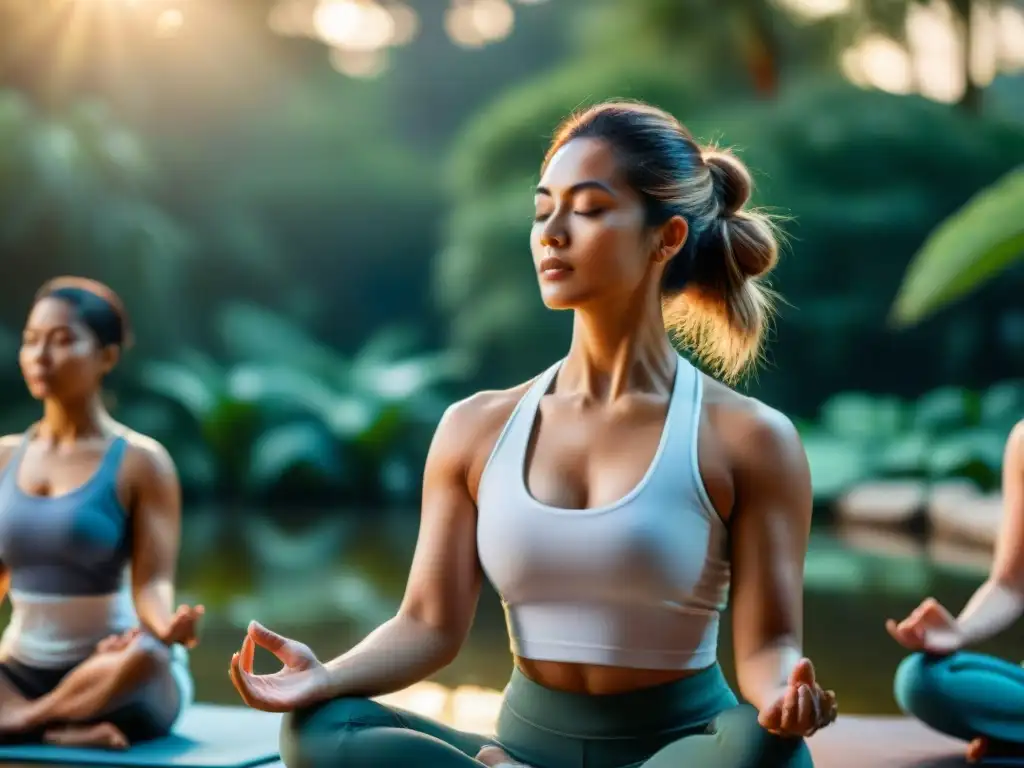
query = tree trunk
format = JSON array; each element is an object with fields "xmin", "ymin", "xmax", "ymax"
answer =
[{"xmin": 736, "ymin": 0, "xmax": 781, "ymax": 97}]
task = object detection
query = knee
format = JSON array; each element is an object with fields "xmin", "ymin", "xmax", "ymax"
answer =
[
  {"xmin": 279, "ymin": 697, "xmax": 390, "ymax": 768},
  {"xmin": 713, "ymin": 705, "xmax": 814, "ymax": 768},
  {"xmin": 893, "ymin": 652, "xmax": 955, "ymax": 721}
]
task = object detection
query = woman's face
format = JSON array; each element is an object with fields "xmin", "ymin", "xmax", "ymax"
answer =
[
  {"xmin": 531, "ymin": 137, "xmax": 659, "ymax": 311},
  {"xmin": 19, "ymin": 298, "xmax": 113, "ymax": 402}
]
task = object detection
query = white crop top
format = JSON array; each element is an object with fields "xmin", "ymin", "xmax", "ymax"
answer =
[{"xmin": 476, "ymin": 355, "xmax": 730, "ymax": 671}]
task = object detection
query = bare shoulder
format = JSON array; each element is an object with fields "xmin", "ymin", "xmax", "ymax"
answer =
[
  {"xmin": 701, "ymin": 375, "xmax": 805, "ymax": 475},
  {"xmin": 1008, "ymin": 419, "xmax": 1024, "ymax": 460},
  {"xmin": 117, "ymin": 429, "xmax": 179, "ymax": 485},
  {"xmin": 433, "ymin": 379, "xmax": 536, "ymax": 491},
  {"xmin": 0, "ymin": 434, "xmax": 24, "ymax": 474}
]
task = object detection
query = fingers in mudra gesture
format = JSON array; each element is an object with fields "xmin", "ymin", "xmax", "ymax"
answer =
[
  {"xmin": 229, "ymin": 621, "xmax": 331, "ymax": 713},
  {"xmin": 886, "ymin": 597, "xmax": 963, "ymax": 654},
  {"xmin": 757, "ymin": 658, "xmax": 837, "ymax": 738}
]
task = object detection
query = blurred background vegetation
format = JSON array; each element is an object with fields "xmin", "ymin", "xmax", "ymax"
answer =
[{"xmin": 1, "ymin": 0, "xmax": 1023, "ymax": 721}]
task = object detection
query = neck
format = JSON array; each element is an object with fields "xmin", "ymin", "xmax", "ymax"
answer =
[
  {"xmin": 563, "ymin": 285, "xmax": 677, "ymax": 401},
  {"xmin": 38, "ymin": 394, "xmax": 109, "ymax": 443}
]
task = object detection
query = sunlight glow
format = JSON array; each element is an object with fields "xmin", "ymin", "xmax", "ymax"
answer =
[
  {"xmin": 154, "ymin": 8, "xmax": 183, "ymax": 38},
  {"xmin": 377, "ymin": 682, "xmax": 504, "ymax": 734},
  {"xmin": 329, "ymin": 47, "xmax": 389, "ymax": 77},
  {"xmin": 775, "ymin": 0, "xmax": 853, "ymax": 21},
  {"xmin": 445, "ymin": 0, "xmax": 515, "ymax": 48},
  {"xmin": 841, "ymin": 0, "xmax": 1024, "ymax": 104},
  {"xmin": 314, "ymin": 0, "xmax": 395, "ymax": 52},
  {"xmin": 266, "ymin": 0, "xmax": 523, "ymax": 71}
]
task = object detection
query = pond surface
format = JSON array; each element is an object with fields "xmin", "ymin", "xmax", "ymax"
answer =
[{"xmin": 6, "ymin": 507, "xmax": 1020, "ymax": 732}]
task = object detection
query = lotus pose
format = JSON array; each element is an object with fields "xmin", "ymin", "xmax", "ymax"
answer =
[
  {"xmin": 231, "ymin": 100, "xmax": 836, "ymax": 768},
  {"xmin": 890, "ymin": 420, "xmax": 1024, "ymax": 764},
  {"xmin": 0, "ymin": 277, "xmax": 201, "ymax": 749}
]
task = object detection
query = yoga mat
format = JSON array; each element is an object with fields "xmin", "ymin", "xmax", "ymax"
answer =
[
  {"xmin": 0, "ymin": 705, "xmax": 281, "ymax": 768},
  {"xmin": 807, "ymin": 715, "xmax": 1024, "ymax": 768}
]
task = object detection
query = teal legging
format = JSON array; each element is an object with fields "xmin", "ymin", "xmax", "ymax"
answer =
[
  {"xmin": 895, "ymin": 651, "xmax": 1024, "ymax": 745},
  {"xmin": 279, "ymin": 665, "xmax": 813, "ymax": 768}
]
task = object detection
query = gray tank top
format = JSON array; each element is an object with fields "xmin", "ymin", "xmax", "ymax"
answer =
[
  {"xmin": 0, "ymin": 432, "xmax": 139, "ymax": 666},
  {"xmin": 477, "ymin": 356, "xmax": 731, "ymax": 671}
]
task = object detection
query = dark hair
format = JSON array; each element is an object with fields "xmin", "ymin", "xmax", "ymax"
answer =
[
  {"xmin": 543, "ymin": 100, "xmax": 780, "ymax": 382},
  {"xmin": 33, "ymin": 277, "xmax": 134, "ymax": 351}
]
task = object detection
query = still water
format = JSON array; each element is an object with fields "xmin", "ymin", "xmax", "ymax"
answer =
[{"xmin": 9, "ymin": 507, "xmax": 1022, "ymax": 734}]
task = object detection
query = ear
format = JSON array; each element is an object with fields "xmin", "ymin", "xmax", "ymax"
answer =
[
  {"xmin": 99, "ymin": 344, "xmax": 120, "ymax": 375},
  {"xmin": 653, "ymin": 215, "xmax": 688, "ymax": 264}
]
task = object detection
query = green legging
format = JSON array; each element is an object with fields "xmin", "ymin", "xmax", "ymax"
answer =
[{"xmin": 279, "ymin": 664, "xmax": 814, "ymax": 768}]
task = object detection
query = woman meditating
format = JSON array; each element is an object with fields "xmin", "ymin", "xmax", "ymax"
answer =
[
  {"xmin": 890, "ymin": 420, "xmax": 1024, "ymax": 764},
  {"xmin": 0, "ymin": 277, "xmax": 202, "ymax": 749},
  {"xmin": 230, "ymin": 100, "xmax": 837, "ymax": 767}
]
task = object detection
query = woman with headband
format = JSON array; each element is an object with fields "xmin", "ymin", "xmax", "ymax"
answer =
[{"xmin": 0, "ymin": 277, "xmax": 201, "ymax": 749}]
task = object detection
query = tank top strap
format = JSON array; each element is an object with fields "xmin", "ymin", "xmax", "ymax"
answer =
[
  {"xmin": 98, "ymin": 435, "xmax": 130, "ymax": 484},
  {"xmin": 0, "ymin": 429, "xmax": 35, "ymax": 484},
  {"xmin": 478, "ymin": 359, "xmax": 563, "ymax": 495},
  {"xmin": 505, "ymin": 359, "xmax": 563, "ymax": 447},
  {"xmin": 644, "ymin": 355, "xmax": 699, "ymax": 484}
]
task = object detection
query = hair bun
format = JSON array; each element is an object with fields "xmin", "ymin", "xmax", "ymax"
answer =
[{"xmin": 704, "ymin": 151, "xmax": 752, "ymax": 216}]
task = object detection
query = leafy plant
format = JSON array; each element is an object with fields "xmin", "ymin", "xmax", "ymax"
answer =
[
  {"xmin": 890, "ymin": 166, "xmax": 1024, "ymax": 327},
  {"xmin": 129, "ymin": 304, "xmax": 473, "ymax": 504},
  {"xmin": 799, "ymin": 381, "xmax": 1023, "ymax": 502}
]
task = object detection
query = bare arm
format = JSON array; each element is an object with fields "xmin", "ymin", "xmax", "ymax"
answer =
[
  {"xmin": 128, "ymin": 439, "xmax": 184, "ymax": 641},
  {"xmin": 319, "ymin": 398, "xmax": 487, "ymax": 699},
  {"xmin": 727, "ymin": 407, "xmax": 813, "ymax": 710},
  {"xmin": 0, "ymin": 434, "xmax": 22, "ymax": 608},
  {"xmin": 951, "ymin": 422, "xmax": 1024, "ymax": 645}
]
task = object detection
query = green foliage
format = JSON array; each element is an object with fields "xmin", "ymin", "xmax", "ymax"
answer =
[
  {"xmin": 800, "ymin": 381, "xmax": 1023, "ymax": 502},
  {"xmin": 890, "ymin": 166, "xmax": 1024, "ymax": 326},
  {"xmin": 126, "ymin": 304, "xmax": 473, "ymax": 504},
  {"xmin": 0, "ymin": 91, "xmax": 192, "ymax": 349}
]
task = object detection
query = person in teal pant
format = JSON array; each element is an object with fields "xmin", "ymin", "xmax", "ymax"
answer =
[
  {"xmin": 228, "ymin": 99, "xmax": 838, "ymax": 768},
  {"xmin": 890, "ymin": 420, "xmax": 1024, "ymax": 764}
]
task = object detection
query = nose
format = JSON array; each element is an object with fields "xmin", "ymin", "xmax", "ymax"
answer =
[
  {"xmin": 539, "ymin": 227, "xmax": 568, "ymax": 249},
  {"xmin": 23, "ymin": 341, "xmax": 49, "ymax": 364}
]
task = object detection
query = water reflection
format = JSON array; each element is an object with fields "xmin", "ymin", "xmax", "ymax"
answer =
[{"xmin": 163, "ymin": 509, "xmax": 1024, "ymax": 722}]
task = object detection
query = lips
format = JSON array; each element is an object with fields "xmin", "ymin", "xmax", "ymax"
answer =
[{"xmin": 539, "ymin": 255, "xmax": 572, "ymax": 274}]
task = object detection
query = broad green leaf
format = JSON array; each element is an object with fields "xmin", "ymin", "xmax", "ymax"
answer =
[
  {"xmin": 819, "ymin": 392, "xmax": 905, "ymax": 441},
  {"xmin": 912, "ymin": 386, "xmax": 977, "ymax": 432},
  {"xmin": 247, "ymin": 422, "xmax": 342, "ymax": 491},
  {"xmin": 877, "ymin": 432, "xmax": 932, "ymax": 476},
  {"xmin": 800, "ymin": 430, "xmax": 874, "ymax": 501},
  {"xmin": 890, "ymin": 166, "xmax": 1024, "ymax": 326},
  {"xmin": 137, "ymin": 361, "xmax": 219, "ymax": 420}
]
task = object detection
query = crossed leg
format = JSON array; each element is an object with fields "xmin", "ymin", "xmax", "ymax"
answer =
[{"xmin": 0, "ymin": 631, "xmax": 179, "ymax": 748}]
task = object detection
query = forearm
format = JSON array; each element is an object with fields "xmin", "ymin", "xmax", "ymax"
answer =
[
  {"xmin": 955, "ymin": 578, "xmax": 1024, "ymax": 646},
  {"xmin": 736, "ymin": 637, "xmax": 803, "ymax": 710},
  {"xmin": 133, "ymin": 578, "xmax": 176, "ymax": 640},
  {"xmin": 322, "ymin": 612, "xmax": 461, "ymax": 699}
]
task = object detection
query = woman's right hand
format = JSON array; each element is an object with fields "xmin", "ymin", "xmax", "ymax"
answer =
[
  {"xmin": 229, "ymin": 622, "xmax": 332, "ymax": 713},
  {"xmin": 886, "ymin": 597, "xmax": 964, "ymax": 654}
]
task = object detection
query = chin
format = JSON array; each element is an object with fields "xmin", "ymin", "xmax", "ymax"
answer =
[
  {"xmin": 26, "ymin": 385, "xmax": 50, "ymax": 400},
  {"xmin": 539, "ymin": 285, "xmax": 587, "ymax": 311}
]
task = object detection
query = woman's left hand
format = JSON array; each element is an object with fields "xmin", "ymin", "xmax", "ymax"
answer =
[
  {"xmin": 159, "ymin": 604, "xmax": 205, "ymax": 649},
  {"xmin": 757, "ymin": 658, "xmax": 837, "ymax": 738}
]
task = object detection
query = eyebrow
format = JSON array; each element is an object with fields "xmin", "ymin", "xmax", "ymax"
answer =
[
  {"xmin": 535, "ymin": 180, "xmax": 616, "ymax": 197},
  {"xmin": 23, "ymin": 324, "xmax": 73, "ymax": 334}
]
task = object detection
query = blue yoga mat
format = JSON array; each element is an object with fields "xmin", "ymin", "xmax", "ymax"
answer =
[{"xmin": 0, "ymin": 705, "xmax": 282, "ymax": 767}]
